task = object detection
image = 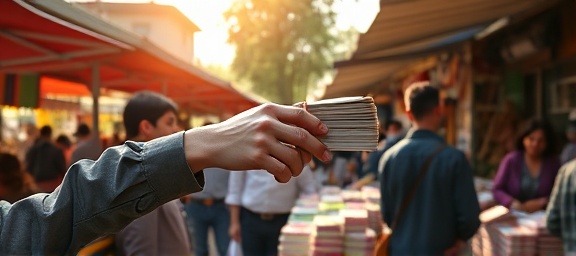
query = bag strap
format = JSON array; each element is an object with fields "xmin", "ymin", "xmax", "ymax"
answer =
[{"xmin": 389, "ymin": 143, "xmax": 446, "ymax": 231}]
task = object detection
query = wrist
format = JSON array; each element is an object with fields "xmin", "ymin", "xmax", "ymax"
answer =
[{"xmin": 184, "ymin": 129, "xmax": 212, "ymax": 173}]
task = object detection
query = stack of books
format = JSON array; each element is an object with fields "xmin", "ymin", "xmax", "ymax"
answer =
[
  {"xmin": 344, "ymin": 229, "xmax": 376, "ymax": 256},
  {"xmin": 365, "ymin": 203, "xmax": 383, "ymax": 237},
  {"xmin": 303, "ymin": 97, "xmax": 379, "ymax": 151},
  {"xmin": 361, "ymin": 186, "xmax": 381, "ymax": 205},
  {"xmin": 473, "ymin": 206, "xmax": 515, "ymax": 255},
  {"xmin": 278, "ymin": 223, "xmax": 313, "ymax": 256},
  {"xmin": 489, "ymin": 224, "xmax": 538, "ymax": 256},
  {"xmin": 319, "ymin": 194, "xmax": 345, "ymax": 214},
  {"xmin": 341, "ymin": 190, "xmax": 364, "ymax": 203},
  {"xmin": 311, "ymin": 215, "xmax": 345, "ymax": 256},
  {"xmin": 340, "ymin": 209, "xmax": 369, "ymax": 233},
  {"xmin": 530, "ymin": 212, "xmax": 564, "ymax": 255},
  {"xmin": 289, "ymin": 206, "xmax": 318, "ymax": 224}
]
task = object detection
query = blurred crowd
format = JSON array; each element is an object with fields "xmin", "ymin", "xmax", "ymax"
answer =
[{"xmin": 1, "ymin": 85, "xmax": 576, "ymax": 255}]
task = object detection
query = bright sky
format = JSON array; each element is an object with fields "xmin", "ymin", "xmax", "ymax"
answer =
[
  {"xmin": 72, "ymin": 0, "xmax": 380, "ymax": 66},
  {"xmin": 150, "ymin": 0, "xmax": 378, "ymax": 66}
]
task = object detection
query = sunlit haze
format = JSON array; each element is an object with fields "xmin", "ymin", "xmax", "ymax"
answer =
[{"xmin": 72, "ymin": 0, "xmax": 379, "ymax": 66}]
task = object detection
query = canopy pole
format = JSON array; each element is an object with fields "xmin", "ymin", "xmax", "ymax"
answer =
[{"xmin": 91, "ymin": 63, "xmax": 100, "ymax": 139}]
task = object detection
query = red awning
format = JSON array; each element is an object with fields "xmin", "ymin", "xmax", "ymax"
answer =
[{"xmin": 0, "ymin": 0, "xmax": 258, "ymax": 116}]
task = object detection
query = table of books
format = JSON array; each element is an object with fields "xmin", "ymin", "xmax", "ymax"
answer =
[
  {"xmin": 472, "ymin": 206, "xmax": 564, "ymax": 256},
  {"xmin": 278, "ymin": 186, "xmax": 383, "ymax": 256}
]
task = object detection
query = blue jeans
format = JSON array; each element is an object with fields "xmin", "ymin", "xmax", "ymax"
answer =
[
  {"xmin": 185, "ymin": 201, "xmax": 230, "ymax": 256},
  {"xmin": 240, "ymin": 207, "xmax": 289, "ymax": 256}
]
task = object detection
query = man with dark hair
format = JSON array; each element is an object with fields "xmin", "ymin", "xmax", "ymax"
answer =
[
  {"xmin": 378, "ymin": 81, "xmax": 480, "ymax": 255},
  {"xmin": 25, "ymin": 125, "xmax": 66, "ymax": 192},
  {"xmin": 115, "ymin": 91, "xmax": 191, "ymax": 255}
]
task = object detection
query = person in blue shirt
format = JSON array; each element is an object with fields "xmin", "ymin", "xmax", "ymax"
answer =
[{"xmin": 379, "ymin": 81, "xmax": 480, "ymax": 255}]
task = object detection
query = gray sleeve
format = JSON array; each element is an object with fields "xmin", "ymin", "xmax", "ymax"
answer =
[
  {"xmin": 452, "ymin": 151, "xmax": 481, "ymax": 241},
  {"xmin": 0, "ymin": 131, "xmax": 204, "ymax": 255}
]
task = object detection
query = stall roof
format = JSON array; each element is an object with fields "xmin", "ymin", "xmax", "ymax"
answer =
[
  {"xmin": 355, "ymin": 0, "xmax": 556, "ymax": 59},
  {"xmin": 0, "ymin": 0, "xmax": 258, "ymax": 116},
  {"xmin": 324, "ymin": 0, "xmax": 558, "ymax": 98}
]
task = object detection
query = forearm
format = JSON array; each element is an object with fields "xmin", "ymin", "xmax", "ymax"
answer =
[
  {"xmin": 229, "ymin": 204, "xmax": 241, "ymax": 225},
  {"xmin": 0, "ymin": 132, "xmax": 203, "ymax": 255}
]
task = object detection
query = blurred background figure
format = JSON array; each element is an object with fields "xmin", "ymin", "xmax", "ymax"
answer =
[
  {"xmin": 55, "ymin": 134, "xmax": 73, "ymax": 168},
  {"xmin": 71, "ymin": 123, "xmax": 102, "ymax": 163},
  {"xmin": 0, "ymin": 152, "xmax": 38, "ymax": 203},
  {"xmin": 25, "ymin": 125, "xmax": 66, "ymax": 192},
  {"xmin": 560, "ymin": 109, "xmax": 576, "ymax": 164},
  {"xmin": 492, "ymin": 119, "xmax": 561, "ymax": 213},
  {"xmin": 349, "ymin": 119, "xmax": 405, "ymax": 190},
  {"xmin": 226, "ymin": 167, "xmax": 317, "ymax": 256},
  {"xmin": 15, "ymin": 123, "xmax": 38, "ymax": 164}
]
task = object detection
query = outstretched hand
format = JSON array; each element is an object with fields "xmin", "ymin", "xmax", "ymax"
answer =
[{"xmin": 184, "ymin": 103, "xmax": 332, "ymax": 182}]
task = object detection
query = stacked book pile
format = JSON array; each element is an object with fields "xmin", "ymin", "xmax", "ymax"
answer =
[
  {"xmin": 339, "ymin": 209, "xmax": 373, "ymax": 255},
  {"xmin": 361, "ymin": 186, "xmax": 380, "ymax": 205},
  {"xmin": 311, "ymin": 215, "xmax": 345, "ymax": 256},
  {"xmin": 488, "ymin": 224, "xmax": 538, "ymax": 256},
  {"xmin": 340, "ymin": 209, "xmax": 369, "ymax": 233},
  {"xmin": 319, "ymin": 194, "xmax": 345, "ymax": 214},
  {"xmin": 289, "ymin": 206, "xmax": 319, "ymax": 224},
  {"xmin": 303, "ymin": 97, "xmax": 379, "ymax": 151},
  {"xmin": 320, "ymin": 186, "xmax": 341, "ymax": 195},
  {"xmin": 473, "ymin": 206, "xmax": 516, "ymax": 255},
  {"xmin": 365, "ymin": 203, "xmax": 383, "ymax": 237},
  {"xmin": 341, "ymin": 190, "xmax": 364, "ymax": 203},
  {"xmin": 278, "ymin": 223, "xmax": 313, "ymax": 256},
  {"xmin": 528, "ymin": 212, "xmax": 564, "ymax": 255},
  {"xmin": 344, "ymin": 229, "xmax": 376, "ymax": 256}
]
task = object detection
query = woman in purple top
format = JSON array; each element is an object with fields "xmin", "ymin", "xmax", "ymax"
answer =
[{"xmin": 492, "ymin": 119, "xmax": 561, "ymax": 213}]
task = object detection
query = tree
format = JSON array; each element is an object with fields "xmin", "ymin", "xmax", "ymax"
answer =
[{"xmin": 225, "ymin": 0, "xmax": 341, "ymax": 104}]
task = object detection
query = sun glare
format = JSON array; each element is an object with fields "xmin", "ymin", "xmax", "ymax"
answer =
[{"xmin": 80, "ymin": 0, "xmax": 379, "ymax": 67}]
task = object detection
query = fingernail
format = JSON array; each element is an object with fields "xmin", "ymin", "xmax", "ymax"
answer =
[
  {"xmin": 322, "ymin": 150, "xmax": 332, "ymax": 162},
  {"xmin": 319, "ymin": 123, "xmax": 328, "ymax": 133}
]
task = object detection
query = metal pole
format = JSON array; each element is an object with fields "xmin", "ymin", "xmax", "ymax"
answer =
[{"xmin": 91, "ymin": 63, "xmax": 100, "ymax": 139}]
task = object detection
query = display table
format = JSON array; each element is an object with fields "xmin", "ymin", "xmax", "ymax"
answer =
[{"xmin": 278, "ymin": 186, "xmax": 381, "ymax": 256}]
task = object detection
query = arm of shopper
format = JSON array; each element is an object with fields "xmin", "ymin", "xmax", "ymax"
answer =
[
  {"xmin": 452, "ymin": 152, "xmax": 481, "ymax": 241},
  {"xmin": 546, "ymin": 164, "xmax": 567, "ymax": 237},
  {"xmin": 0, "ymin": 132, "xmax": 203, "ymax": 255},
  {"xmin": 184, "ymin": 103, "xmax": 331, "ymax": 183},
  {"xmin": 228, "ymin": 205, "xmax": 242, "ymax": 242}
]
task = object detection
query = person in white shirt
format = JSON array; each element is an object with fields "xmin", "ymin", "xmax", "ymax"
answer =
[{"xmin": 226, "ymin": 166, "xmax": 316, "ymax": 256}]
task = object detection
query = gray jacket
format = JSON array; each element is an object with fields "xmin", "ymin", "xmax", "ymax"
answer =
[{"xmin": 0, "ymin": 132, "xmax": 204, "ymax": 255}]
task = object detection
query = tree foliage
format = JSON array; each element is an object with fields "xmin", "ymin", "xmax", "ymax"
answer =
[{"xmin": 225, "ymin": 0, "xmax": 341, "ymax": 104}]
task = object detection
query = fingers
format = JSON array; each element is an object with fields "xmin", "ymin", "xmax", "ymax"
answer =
[
  {"xmin": 270, "ymin": 142, "xmax": 305, "ymax": 177},
  {"xmin": 259, "ymin": 154, "xmax": 292, "ymax": 183},
  {"xmin": 271, "ymin": 120, "xmax": 331, "ymax": 163},
  {"xmin": 263, "ymin": 103, "xmax": 328, "ymax": 137}
]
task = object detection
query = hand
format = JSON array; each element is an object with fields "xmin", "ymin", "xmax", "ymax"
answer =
[
  {"xmin": 229, "ymin": 223, "xmax": 241, "ymax": 242},
  {"xmin": 444, "ymin": 240, "xmax": 466, "ymax": 256},
  {"xmin": 185, "ymin": 103, "xmax": 331, "ymax": 183},
  {"xmin": 522, "ymin": 198, "xmax": 547, "ymax": 213}
]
